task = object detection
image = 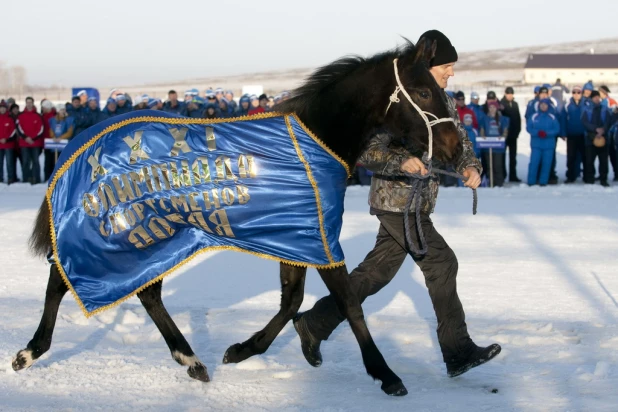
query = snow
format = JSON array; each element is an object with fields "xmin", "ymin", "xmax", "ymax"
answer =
[{"xmin": 1, "ymin": 135, "xmax": 618, "ymax": 411}]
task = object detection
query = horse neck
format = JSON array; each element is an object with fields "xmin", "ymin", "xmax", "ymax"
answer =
[{"xmin": 296, "ymin": 68, "xmax": 394, "ymax": 167}]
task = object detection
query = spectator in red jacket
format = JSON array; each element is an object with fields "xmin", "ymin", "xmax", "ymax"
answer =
[
  {"xmin": 248, "ymin": 94, "xmax": 269, "ymax": 115},
  {"xmin": 0, "ymin": 101, "xmax": 17, "ymax": 184},
  {"xmin": 455, "ymin": 91, "xmax": 478, "ymax": 129},
  {"xmin": 17, "ymin": 97, "xmax": 44, "ymax": 184}
]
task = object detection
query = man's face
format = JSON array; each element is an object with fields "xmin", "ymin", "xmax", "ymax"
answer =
[
  {"xmin": 600, "ymin": 90, "xmax": 608, "ymax": 99},
  {"xmin": 505, "ymin": 93, "xmax": 514, "ymax": 101},
  {"xmin": 471, "ymin": 97, "xmax": 479, "ymax": 105},
  {"xmin": 72, "ymin": 99, "xmax": 80, "ymax": 109},
  {"xmin": 107, "ymin": 102, "xmax": 117, "ymax": 112},
  {"xmin": 259, "ymin": 99, "xmax": 268, "ymax": 109},
  {"xmin": 88, "ymin": 100, "xmax": 98, "ymax": 110},
  {"xmin": 11, "ymin": 107, "xmax": 19, "ymax": 115},
  {"xmin": 80, "ymin": 94, "xmax": 87, "ymax": 105},
  {"xmin": 429, "ymin": 62, "xmax": 455, "ymax": 89},
  {"xmin": 583, "ymin": 90, "xmax": 592, "ymax": 98},
  {"xmin": 0, "ymin": 107, "xmax": 6, "ymax": 115},
  {"xmin": 539, "ymin": 102, "xmax": 549, "ymax": 112},
  {"xmin": 572, "ymin": 90, "xmax": 582, "ymax": 101},
  {"xmin": 592, "ymin": 96, "xmax": 601, "ymax": 105},
  {"xmin": 26, "ymin": 99, "xmax": 34, "ymax": 110},
  {"xmin": 225, "ymin": 93, "xmax": 233, "ymax": 101},
  {"xmin": 169, "ymin": 93, "xmax": 177, "ymax": 103},
  {"xmin": 241, "ymin": 101, "xmax": 249, "ymax": 109},
  {"xmin": 539, "ymin": 92, "xmax": 548, "ymax": 100},
  {"xmin": 456, "ymin": 97, "xmax": 465, "ymax": 107}
]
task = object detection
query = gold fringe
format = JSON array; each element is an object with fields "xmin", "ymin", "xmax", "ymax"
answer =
[
  {"xmin": 291, "ymin": 114, "xmax": 351, "ymax": 177},
  {"xmin": 285, "ymin": 116, "xmax": 336, "ymax": 265},
  {"xmin": 45, "ymin": 111, "xmax": 347, "ymax": 318}
]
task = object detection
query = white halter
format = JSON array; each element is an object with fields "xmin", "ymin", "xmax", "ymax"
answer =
[{"xmin": 384, "ymin": 58, "xmax": 455, "ymax": 161}]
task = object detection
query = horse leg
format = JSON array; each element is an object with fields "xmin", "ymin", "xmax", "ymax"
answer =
[
  {"xmin": 137, "ymin": 280, "xmax": 209, "ymax": 382},
  {"xmin": 223, "ymin": 263, "xmax": 307, "ymax": 364},
  {"xmin": 12, "ymin": 264, "xmax": 68, "ymax": 371},
  {"xmin": 317, "ymin": 265, "xmax": 407, "ymax": 396}
]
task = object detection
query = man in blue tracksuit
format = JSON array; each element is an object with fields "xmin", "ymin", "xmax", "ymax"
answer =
[
  {"xmin": 581, "ymin": 91, "xmax": 611, "ymax": 186},
  {"xmin": 162, "ymin": 90, "xmax": 187, "ymax": 116},
  {"xmin": 551, "ymin": 78, "xmax": 569, "ymax": 111},
  {"xmin": 524, "ymin": 86, "xmax": 541, "ymax": 120},
  {"xmin": 560, "ymin": 85, "xmax": 587, "ymax": 183},
  {"xmin": 527, "ymin": 99, "xmax": 560, "ymax": 186}
]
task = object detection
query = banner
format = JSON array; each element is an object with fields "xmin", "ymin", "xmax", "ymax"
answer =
[
  {"xmin": 47, "ymin": 111, "xmax": 349, "ymax": 316},
  {"xmin": 476, "ymin": 137, "xmax": 506, "ymax": 150},
  {"xmin": 72, "ymin": 87, "xmax": 100, "ymax": 107},
  {"xmin": 44, "ymin": 138, "xmax": 69, "ymax": 151}
]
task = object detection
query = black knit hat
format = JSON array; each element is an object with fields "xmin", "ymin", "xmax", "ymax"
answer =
[
  {"xmin": 590, "ymin": 90, "xmax": 601, "ymax": 99},
  {"xmin": 418, "ymin": 30, "xmax": 458, "ymax": 67}
]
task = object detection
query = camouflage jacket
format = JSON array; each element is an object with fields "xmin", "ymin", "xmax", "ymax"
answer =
[{"xmin": 359, "ymin": 93, "xmax": 482, "ymax": 215}]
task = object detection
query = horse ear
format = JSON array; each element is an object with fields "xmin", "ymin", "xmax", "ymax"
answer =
[{"xmin": 412, "ymin": 38, "xmax": 437, "ymax": 66}]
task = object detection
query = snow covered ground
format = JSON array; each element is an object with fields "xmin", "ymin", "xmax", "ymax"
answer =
[{"xmin": 1, "ymin": 139, "xmax": 617, "ymax": 411}]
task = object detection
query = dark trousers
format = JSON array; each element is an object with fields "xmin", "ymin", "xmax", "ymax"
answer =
[
  {"xmin": 566, "ymin": 135, "xmax": 586, "ymax": 182},
  {"xmin": 0, "ymin": 149, "xmax": 16, "ymax": 183},
  {"xmin": 482, "ymin": 150, "xmax": 505, "ymax": 187},
  {"xmin": 609, "ymin": 139, "xmax": 617, "ymax": 178},
  {"xmin": 584, "ymin": 144, "xmax": 608, "ymax": 184},
  {"xmin": 303, "ymin": 212, "xmax": 474, "ymax": 363},
  {"xmin": 44, "ymin": 149, "xmax": 60, "ymax": 182},
  {"xmin": 503, "ymin": 137, "xmax": 518, "ymax": 180},
  {"xmin": 21, "ymin": 147, "xmax": 41, "ymax": 184},
  {"xmin": 550, "ymin": 137, "xmax": 558, "ymax": 179}
]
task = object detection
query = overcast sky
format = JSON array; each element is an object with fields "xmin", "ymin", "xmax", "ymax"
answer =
[{"xmin": 3, "ymin": 0, "xmax": 616, "ymax": 87}]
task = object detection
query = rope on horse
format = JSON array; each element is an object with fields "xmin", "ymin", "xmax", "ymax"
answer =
[{"xmin": 403, "ymin": 153, "xmax": 477, "ymax": 255}]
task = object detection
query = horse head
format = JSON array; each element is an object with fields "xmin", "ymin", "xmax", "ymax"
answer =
[{"xmin": 383, "ymin": 37, "xmax": 462, "ymax": 164}]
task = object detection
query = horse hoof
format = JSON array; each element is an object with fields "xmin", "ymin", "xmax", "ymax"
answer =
[
  {"xmin": 188, "ymin": 363, "xmax": 210, "ymax": 382},
  {"xmin": 222, "ymin": 343, "xmax": 243, "ymax": 364},
  {"xmin": 12, "ymin": 349, "xmax": 34, "ymax": 371},
  {"xmin": 381, "ymin": 380, "xmax": 408, "ymax": 397}
]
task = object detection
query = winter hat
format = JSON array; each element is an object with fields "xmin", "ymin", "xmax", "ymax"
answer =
[
  {"xmin": 0, "ymin": 100, "xmax": 7, "ymax": 109},
  {"xmin": 77, "ymin": 90, "xmax": 87, "ymax": 97},
  {"xmin": 600, "ymin": 85, "xmax": 611, "ymax": 94},
  {"xmin": 215, "ymin": 88, "xmax": 224, "ymax": 94},
  {"xmin": 572, "ymin": 85, "xmax": 582, "ymax": 92},
  {"xmin": 71, "ymin": 95, "xmax": 81, "ymax": 102},
  {"xmin": 9, "ymin": 103, "xmax": 19, "ymax": 112},
  {"xmin": 583, "ymin": 83, "xmax": 594, "ymax": 91},
  {"xmin": 470, "ymin": 91, "xmax": 480, "ymax": 100},
  {"xmin": 106, "ymin": 98, "xmax": 117, "ymax": 106},
  {"xmin": 249, "ymin": 95, "xmax": 258, "ymax": 102},
  {"xmin": 538, "ymin": 87, "xmax": 549, "ymax": 94},
  {"xmin": 487, "ymin": 91, "xmax": 497, "ymax": 100},
  {"xmin": 533, "ymin": 86, "xmax": 541, "ymax": 93},
  {"xmin": 542, "ymin": 83, "xmax": 551, "ymax": 89},
  {"xmin": 418, "ymin": 30, "xmax": 458, "ymax": 67},
  {"xmin": 225, "ymin": 90, "xmax": 234, "ymax": 96},
  {"xmin": 56, "ymin": 104, "xmax": 67, "ymax": 112},
  {"xmin": 205, "ymin": 89, "xmax": 216, "ymax": 98},
  {"xmin": 116, "ymin": 94, "xmax": 127, "ymax": 102},
  {"xmin": 41, "ymin": 100, "xmax": 54, "ymax": 110},
  {"xmin": 590, "ymin": 90, "xmax": 601, "ymax": 99},
  {"xmin": 147, "ymin": 98, "xmax": 161, "ymax": 109},
  {"xmin": 192, "ymin": 96, "xmax": 205, "ymax": 105},
  {"xmin": 505, "ymin": 86, "xmax": 514, "ymax": 94},
  {"xmin": 455, "ymin": 91, "xmax": 465, "ymax": 100},
  {"xmin": 87, "ymin": 96, "xmax": 98, "ymax": 102},
  {"xmin": 239, "ymin": 96, "xmax": 250, "ymax": 104},
  {"xmin": 258, "ymin": 93, "xmax": 268, "ymax": 102}
]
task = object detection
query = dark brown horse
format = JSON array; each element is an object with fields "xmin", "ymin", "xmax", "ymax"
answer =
[{"xmin": 14, "ymin": 37, "xmax": 461, "ymax": 397}]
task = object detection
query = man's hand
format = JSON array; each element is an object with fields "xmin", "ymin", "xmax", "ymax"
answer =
[
  {"xmin": 462, "ymin": 167, "xmax": 481, "ymax": 189},
  {"xmin": 0, "ymin": 139, "xmax": 5, "ymax": 144},
  {"xmin": 25, "ymin": 137, "xmax": 34, "ymax": 145},
  {"xmin": 401, "ymin": 157, "xmax": 428, "ymax": 175},
  {"xmin": 596, "ymin": 127, "xmax": 605, "ymax": 135}
]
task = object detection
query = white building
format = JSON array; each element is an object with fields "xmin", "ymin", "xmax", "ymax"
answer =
[{"xmin": 524, "ymin": 53, "xmax": 618, "ymax": 85}]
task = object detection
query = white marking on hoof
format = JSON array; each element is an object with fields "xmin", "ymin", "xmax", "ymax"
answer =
[
  {"xmin": 12, "ymin": 349, "xmax": 35, "ymax": 370},
  {"xmin": 172, "ymin": 351, "xmax": 201, "ymax": 367}
]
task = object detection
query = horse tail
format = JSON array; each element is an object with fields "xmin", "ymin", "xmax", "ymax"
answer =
[{"xmin": 29, "ymin": 198, "xmax": 53, "ymax": 258}]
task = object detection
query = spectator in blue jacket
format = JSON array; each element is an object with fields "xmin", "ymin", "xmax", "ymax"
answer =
[
  {"xmin": 162, "ymin": 90, "xmax": 187, "ymax": 116},
  {"xmin": 225, "ymin": 90, "xmax": 237, "ymax": 113},
  {"xmin": 103, "ymin": 98, "xmax": 119, "ymax": 119},
  {"xmin": 467, "ymin": 91, "xmax": 485, "ymax": 126},
  {"xmin": 187, "ymin": 97, "xmax": 205, "ymax": 118},
  {"xmin": 526, "ymin": 87, "xmax": 556, "ymax": 121},
  {"xmin": 115, "ymin": 94, "xmax": 133, "ymax": 115},
  {"xmin": 479, "ymin": 101, "xmax": 509, "ymax": 187},
  {"xmin": 204, "ymin": 103, "xmax": 218, "ymax": 119},
  {"xmin": 147, "ymin": 98, "xmax": 162, "ymax": 111},
  {"xmin": 560, "ymin": 85, "xmax": 586, "ymax": 183},
  {"xmin": 582, "ymin": 82, "xmax": 594, "ymax": 107},
  {"xmin": 69, "ymin": 96, "xmax": 91, "ymax": 137},
  {"xmin": 217, "ymin": 98, "xmax": 233, "ymax": 118},
  {"xmin": 527, "ymin": 99, "xmax": 560, "ymax": 186},
  {"xmin": 462, "ymin": 113, "xmax": 480, "ymax": 158},
  {"xmin": 86, "ymin": 97, "xmax": 106, "ymax": 125},
  {"xmin": 215, "ymin": 88, "xmax": 224, "ymax": 101},
  {"xmin": 551, "ymin": 78, "xmax": 569, "ymax": 111},
  {"xmin": 581, "ymin": 91, "xmax": 611, "ymax": 186},
  {"xmin": 236, "ymin": 95, "xmax": 251, "ymax": 117}
]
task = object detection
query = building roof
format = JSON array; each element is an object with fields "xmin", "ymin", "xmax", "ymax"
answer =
[{"xmin": 524, "ymin": 54, "xmax": 618, "ymax": 69}]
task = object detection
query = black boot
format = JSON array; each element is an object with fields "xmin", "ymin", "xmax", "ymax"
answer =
[
  {"xmin": 293, "ymin": 313, "xmax": 323, "ymax": 367},
  {"xmin": 446, "ymin": 344, "xmax": 502, "ymax": 378}
]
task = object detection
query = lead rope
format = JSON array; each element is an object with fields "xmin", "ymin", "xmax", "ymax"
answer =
[{"xmin": 384, "ymin": 58, "xmax": 477, "ymax": 255}]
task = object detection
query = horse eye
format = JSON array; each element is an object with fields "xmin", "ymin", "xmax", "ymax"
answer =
[{"xmin": 420, "ymin": 91, "xmax": 430, "ymax": 99}]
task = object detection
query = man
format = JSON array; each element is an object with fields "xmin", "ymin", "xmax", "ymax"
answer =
[
  {"xmin": 455, "ymin": 91, "xmax": 477, "ymax": 129},
  {"xmin": 115, "ymin": 94, "xmax": 133, "ymax": 115},
  {"xmin": 86, "ymin": 97, "xmax": 106, "ymax": 126},
  {"xmin": 0, "ymin": 100, "xmax": 17, "ymax": 184},
  {"xmin": 582, "ymin": 83, "xmax": 594, "ymax": 106},
  {"xmin": 560, "ymin": 86, "xmax": 587, "ymax": 183},
  {"xmin": 248, "ymin": 94, "xmax": 269, "ymax": 115},
  {"xmin": 16, "ymin": 97, "xmax": 44, "ymax": 184},
  {"xmin": 551, "ymin": 78, "xmax": 569, "ymax": 110},
  {"xmin": 294, "ymin": 30, "xmax": 500, "ymax": 378},
  {"xmin": 499, "ymin": 87, "xmax": 522, "ymax": 182},
  {"xmin": 77, "ymin": 90, "xmax": 88, "ymax": 108},
  {"xmin": 70, "ymin": 96, "xmax": 91, "ymax": 137},
  {"xmin": 225, "ymin": 90, "xmax": 237, "ymax": 113},
  {"xmin": 581, "ymin": 90, "xmax": 611, "ymax": 187},
  {"xmin": 162, "ymin": 90, "xmax": 187, "ymax": 116},
  {"xmin": 103, "ymin": 98, "xmax": 119, "ymax": 119}
]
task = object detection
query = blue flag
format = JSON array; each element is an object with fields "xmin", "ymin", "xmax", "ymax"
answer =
[{"xmin": 47, "ymin": 111, "xmax": 349, "ymax": 316}]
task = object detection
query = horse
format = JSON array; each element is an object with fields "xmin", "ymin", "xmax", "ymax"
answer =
[{"xmin": 12, "ymin": 37, "xmax": 462, "ymax": 397}]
